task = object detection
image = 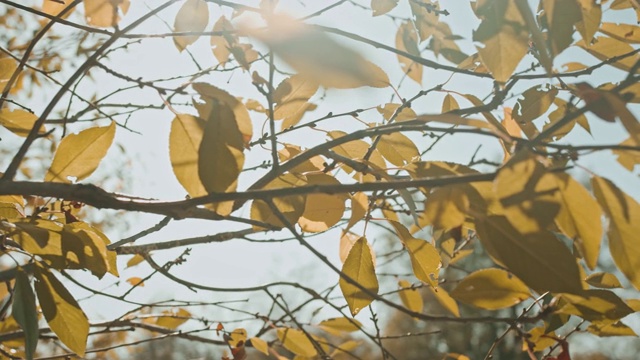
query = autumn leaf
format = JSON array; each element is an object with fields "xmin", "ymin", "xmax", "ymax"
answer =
[
  {"xmin": 45, "ymin": 121, "xmax": 115, "ymax": 183},
  {"xmin": 173, "ymin": 0, "xmax": 209, "ymax": 51},
  {"xmin": 339, "ymin": 237, "xmax": 379, "ymax": 316},
  {"xmin": 450, "ymin": 268, "xmax": 531, "ymax": 310},
  {"xmin": 277, "ymin": 327, "xmax": 317, "ymax": 357}
]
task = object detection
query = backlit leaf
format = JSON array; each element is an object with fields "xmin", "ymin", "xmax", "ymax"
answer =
[
  {"xmin": 389, "ymin": 220, "xmax": 441, "ymax": 287},
  {"xmin": 0, "ymin": 109, "xmax": 46, "ymax": 137},
  {"xmin": 170, "ymin": 114, "xmax": 207, "ymax": 198},
  {"xmin": 575, "ymin": 0, "xmax": 601, "ymax": 44},
  {"xmin": 318, "ymin": 317, "xmax": 361, "ymax": 335},
  {"xmin": 277, "ymin": 327, "xmax": 317, "ymax": 357},
  {"xmin": 587, "ymin": 321, "xmax": 637, "ymax": 336},
  {"xmin": 298, "ymin": 174, "xmax": 346, "ymax": 232},
  {"xmin": 198, "ymin": 100, "xmax": 245, "ymax": 194},
  {"xmin": 126, "ymin": 254, "xmax": 145, "ymax": 269},
  {"xmin": 251, "ymin": 174, "xmax": 307, "ymax": 229},
  {"xmin": 592, "ymin": 177, "xmax": 640, "ymax": 290},
  {"xmin": 600, "ymin": 22, "xmax": 640, "ymax": 44},
  {"xmin": 273, "ymin": 75, "xmax": 319, "ymax": 127},
  {"xmin": 450, "ymin": 268, "xmax": 531, "ymax": 310},
  {"xmin": 45, "ymin": 121, "xmax": 115, "ymax": 183},
  {"xmin": 494, "ymin": 153, "xmax": 560, "ymax": 234},
  {"xmin": 84, "ymin": 0, "xmax": 129, "ymax": 27},
  {"xmin": 512, "ymin": 85, "xmax": 558, "ymax": 125},
  {"xmin": 442, "ymin": 94, "xmax": 459, "ymax": 113},
  {"xmin": 126, "ymin": 277, "xmax": 144, "ymax": 287},
  {"xmin": 227, "ymin": 328, "xmax": 247, "ymax": 348},
  {"xmin": 540, "ymin": 0, "xmax": 581, "ymax": 57},
  {"xmin": 249, "ymin": 337, "xmax": 269, "ymax": 355},
  {"xmin": 173, "ymin": 0, "xmax": 209, "ymax": 51},
  {"xmin": 475, "ymin": 216, "xmax": 583, "ymax": 294},
  {"xmin": 579, "ymin": 37, "xmax": 640, "ymax": 72},
  {"xmin": 586, "ymin": 272, "xmax": 622, "ymax": 289},
  {"xmin": 255, "ymin": 16, "xmax": 389, "ymax": 88},
  {"xmin": 398, "ymin": 279, "xmax": 423, "ymax": 314},
  {"xmin": 34, "ymin": 263, "xmax": 89, "ymax": 356},
  {"xmin": 346, "ymin": 192, "xmax": 368, "ymax": 231},
  {"xmin": 156, "ymin": 308, "xmax": 191, "ymax": 329},
  {"xmin": 410, "ymin": 0, "xmax": 438, "ymax": 42},
  {"xmin": 278, "ymin": 144, "xmax": 325, "ymax": 174},
  {"xmin": 371, "ymin": 0, "xmax": 398, "ymax": 16},
  {"xmin": 210, "ymin": 16, "xmax": 234, "ymax": 65},
  {"xmin": 377, "ymin": 131, "xmax": 419, "ymax": 166},
  {"xmin": 395, "ymin": 21, "xmax": 422, "ymax": 84},
  {"xmin": 376, "ymin": 103, "xmax": 417, "ymax": 122},
  {"xmin": 424, "ymin": 185, "xmax": 470, "ymax": 231},
  {"xmin": 427, "ymin": 285, "xmax": 460, "ymax": 317},
  {"xmin": 558, "ymin": 290, "xmax": 633, "ymax": 323},
  {"xmin": 551, "ymin": 173, "xmax": 603, "ymax": 269},
  {"xmin": 13, "ymin": 269, "xmax": 38, "ymax": 360},
  {"xmin": 613, "ymin": 137, "xmax": 640, "ymax": 171},
  {"xmin": 339, "ymin": 237, "xmax": 378, "ymax": 316}
]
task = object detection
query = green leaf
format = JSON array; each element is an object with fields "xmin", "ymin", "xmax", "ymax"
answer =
[
  {"xmin": 34, "ymin": 264, "xmax": 88, "ymax": 356},
  {"xmin": 339, "ymin": 237, "xmax": 378, "ymax": 316},
  {"xmin": 475, "ymin": 215, "xmax": 583, "ymax": 294},
  {"xmin": 45, "ymin": 121, "xmax": 115, "ymax": 183},
  {"xmin": 397, "ymin": 280, "xmax": 423, "ymax": 314},
  {"xmin": 173, "ymin": 0, "xmax": 209, "ymax": 51},
  {"xmin": 13, "ymin": 269, "xmax": 38, "ymax": 360},
  {"xmin": 450, "ymin": 268, "xmax": 531, "ymax": 310},
  {"xmin": 198, "ymin": 100, "xmax": 245, "ymax": 194},
  {"xmin": 0, "ymin": 109, "xmax": 46, "ymax": 137},
  {"xmin": 592, "ymin": 176, "xmax": 640, "ymax": 290},
  {"xmin": 277, "ymin": 327, "xmax": 317, "ymax": 357}
]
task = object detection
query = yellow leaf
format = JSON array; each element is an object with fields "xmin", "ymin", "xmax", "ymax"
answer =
[
  {"xmin": 42, "ymin": 0, "xmax": 75, "ymax": 18},
  {"xmin": 251, "ymin": 174, "xmax": 307, "ymax": 229},
  {"xmin": 339, "ymin": 237, "xmax": 378, "ymax": 316},
  {"xmin": 84, "ymin": 0, "xmax": 129, "ymax": 27},
  {"xmin": 441, "ymin": 94, "xmax": 459, "ymax": 113},
  {"xmin": 278, "ymin": 144, "xmax": 325, "ymax": 174},
  {"xmin": 410, "ymin": 0, "xmax": 438, "ymax": 41},
  {"xmin": 281, "ymin": 103, "xmax": 317, "ymax": 129},
  {"xmin": 397, "ymin": 280, "xmax": 423, "ymax": 314},
  {"xmin": 376, "ymin": 131, "xmax": 419, "ymax": 166},
  {"xmin": 558, "ymin": 290, "xmax": 633, "ymax": 323},
  {"xmin": 475, "ymin": 216, "xmax": 583, "ymax": 294},
  {"xmin": 210, "ymin": 16, "xmax": 234, "ymax": 65},
  {"xmin": 298, "ymin": 174, "xmax": 346, "ymax": 233},
  {"xmin": 34, "ymin": 263, "xmax": 89, "ymax": 356},
  {"xmin": 587, "ymin": 321, "xmax": 637, "ymax": 336},
  {"xmin": 585, "ymin": 272, "xmax": 623, "ymax": 289},
  {"xmin": 494, "ymin": 153, "xmax": 560, "ymax": 234},
  {"xmin": 600, "ymin": 22, "xmax": 640, "ymax": 44},
  {"xmin": 192, "ymin": 83, "xmax": 253, "ymax": 146},
  {"xmin": 395, "ymin": 21, "xmax": 422, "ymax": 84},
  {"xmin": 13, "ymin": 269, "xmax": 38, "ymax": 360},
  {"xmin": 126, "ymin": 277, "xmax": 144, "ymax": 287},
  {"xmin": 575, "ymin": 0, "xmax": 602, "ymax": 44},
  {"xmin": 592, "ymin": 176, "xmax": 640, "ymax": 290},
  {"xmin": 156, "ymin": 308, "xmax": 191, "ymax": 329},
  {"xmin": 477, "ymin": 26, "xmax": 528, "ymax": 83},
  {"xmin": 0, "ymin": 202, "xmax": 23, "ymax": 219},
  {"xmin": 376, "ymin": 103, "xmax": 417, "ymax": 122},
  {"xmin": 45, "ymin": 121, "xmax": 116, "ymax": 183},
  {"xmin": 198, "ymin": 101, "xmax": 245, "ymax": 194},
  {"xmin": 331, "ymin": 340, "xmax": 361, "ymax": 357},
  {"xmin": 277, "ymin": 328, "xmax": 317, "ymax": 357},
  {"xmin": 273, "ymin": 75, "xmax": 319, "ymax": 121},
  {"xmin": 371, "ymin": 0, "xmax": 398, "ymax": 16},
  {"xmin": 424, "ymin": 185, "xmax": 470, "ymax": 231},
  {"xmin": 524, "ymin": 327, "xmax": 557, "ymax": 352},
  {"xmin": 227, "ymin": 328, "xmax": 247, "ymax": 348},
  {"xmin": 339, "ymin": 231, "xmax": 376, "ymax": 265},
  {"xmin": 317, "ymin": 317, "xmax": 361, "ymax": 335},
  {"xmin": 428, "ymin": 285, "xmax": 460, "ymax": 317},
  {"xmin": 579, "ymin": 37, "xmax": 640, "ymax": 72},
  {"xmin": 450, "ymin": 268, "xmax": 530, "ymax": 310},
  {"xmin": 173, "ymin": 0, "xmax": 209, "ymax": 51},
  {"xmin": 327, "ymin": 131, "xmax": 386, "ymax": 175},
  {"xmin": 254, "ymin": 16, "xmax": 389, "ymax": 88},
  {"xmin": 512, "ymin": 85, "xmax": 558, "ymax": 125},
  {"xmin": 551, "ymin": 173, "xmax": 603, "ymax": 269},
  {"xmin": 613, "ymin": 137, "xmax": 640, "ymax": 171},
  {"xmin": 249, "ymin": 337, "xmax": 269, "ymax": 355},
  {"xmin": 540, "ymin": 0, "xmax": 582, "ymax": 57},
  {"xmin": 389, "ymin": 220, "xmax": 441, "ymax": 287},
  {"xmin": 170, "ymin": 114, "xmax": 207, "ymax": 198},
  {"xmin": 126, "ymin": 254, "xmax": 145, "ymax": 269},
  {"xmin": 0, "ymin": 109, "xmax": 47, "ymax": 137},
  {"xmin": 346, "ymin": 192, "xmax": 368, "ymax": 231}
]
